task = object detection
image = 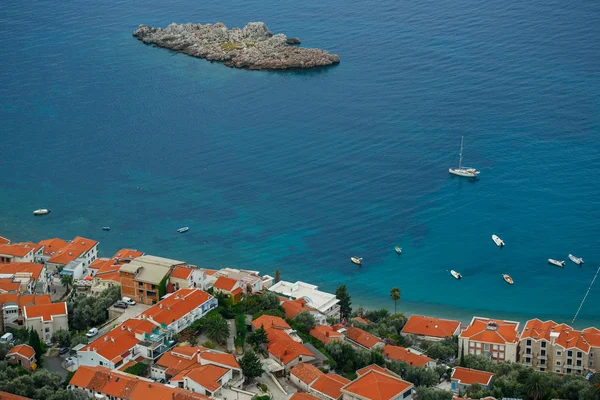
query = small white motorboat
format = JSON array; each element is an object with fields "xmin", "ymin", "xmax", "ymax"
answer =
[
  {"xmin": 568, "ymin": 254, "xmax": 584, "ymax": 265},
  {"xmin": 492, "ymin": 234, "xmax": 505, "ymax": 247},
  {"xmin": 548, "ymin": 259, "xmax": 565, "ymax": 268},
  {"xmin": 177, "ymin": 227, "xmax": 189, "ymax": 233},
  {"xmin": 450, "ymin": 270, "xmax": 462, "ymax": 280},
  {"xmin": 351, "ymin": 257, "xmax": 362, "ymax": 265},
  {"xmin": 503, "ymin": 274, "xmax": 514, "ymax": 285},
  {"xmin": 395, "ymin": 246, "xmax": 402, "ymax": 255},
  {"xmin": 33, "ymin": 209, "xmax": 50, "ymax": 216},
  {"xmin": 102, "ymin": 227, "xmax": 111, "ymax": 231}
]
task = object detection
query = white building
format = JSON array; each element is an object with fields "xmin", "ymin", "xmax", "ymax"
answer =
[
  {"xmin": 269, "ymin": 280, "xmax": 340, "ymax": 321},
  {"xmin": 23, "ymin": 302, "xmax": 68, "ymax": 343}
]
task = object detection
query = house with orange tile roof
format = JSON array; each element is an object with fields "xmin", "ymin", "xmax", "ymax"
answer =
[
  {"xmin": 1, "ymin": 293, "xmax": 51, "ymax": 327},
  {"xmin": 44, "ymin": 236, "xmax": 98, "ymax": 279},
  {"xmin": 310, "ymin": 325, "xmax": 345, "ymax": 344},
  {"xmin": 0, "ymin": 237, "xmax": 10, "ymax": 245},
  {"xmin": 345, "ymin": 327, "xmax": 384, "ymax": 350},
  {"xmin": 545, "ymin": 325, "xmax": 600, "ymax": 375},
  {"xmin": 211, "ymin": 276, "xmax": 240, "ymax": 297},
  {"xmin": 208, "ymin": 267, "xmax": 265, "ymax": 294},
  {"xmin": 341, "ymin": 368, "xmax": 414, "ymax": 400},
  {"xmin": 0, "ymin": 243, "xmax": 35, "ymax": 263},
  {"xmin": 309, "ymin": 373, "xmax": 351, "ymax": 400},
  {"xmin": 283, "ymin": 298, "xmax": 327, "ymax": 325},
  {"xmin": 451, "ymin": 367, "xmax": 494, "ymax": 393},
  {"xmin": 23, "ymin": 302, "xmax": 68, "ymax": 343},
  {"xmin": 14, "ymin": 242, "xmax": 45, "ymax": 263},
  {"xmin": 0, "ymin": 391, "xmax": 32, "ymax": 400},
  {"xmin": 291, "ymin": 394, "xmax": 321, "ymax": 400},
  {"xmin": 78, "ymin": 289, "xmax": 217, "ymax": 369},
  {"xmin": 383, "ymin": 344, "xmax": 436, "ymax": 368},
  {"xmin": 458, "ymin": 317, "xmax": 520, "ymax": 362},
  {"xmin": 69, "ymin": 365, "xmax": 210, "ymax": 400},
  {"xmin": 252, "ymin": 314, "xmax": 292, "ymax": 331},
  {"xmin": 290, "ymin": 362, "xmax": 324, "ymax": 391},
  {"xmin": 176, "ymin": 364, "xmax": 233, "ymax": 397},
  {"xmin": 90, "ymin": 259, "xmax": 122, "ymax": 295},
  {"xmin": 169, "ymin": 265, "xmax": 203, "ymax": 291},
  {"xmin": 6, "ymin": 344, "xmax": 37, "ymax": 371},
  {"xmin": 401, "ymin": 315, "xmax": 461, "ymax": 342},
  {"xmin": 151, "ymin": 346, "xmax": 203, "ymax": 381},
  {"xmin": 351, "ymin": 317, "xmax": 370, "ymax": 325},
  {"xmin": 266, "ymin": 326, "xmax": 315, "ymax": 368},
  {"xmin": 518, "ymin": 319, "xmax": 572, "ymax": 372},
  {"xmin": 119, "ymin": 255, "xmax": 186, "ymax": 305},
  {"xmin": 37, "ymin": 238, "xmax": 68, "ymax": 257},
  {"xmin": 0, "ymin": 262, "xmax": 47, "ymax": 295}
]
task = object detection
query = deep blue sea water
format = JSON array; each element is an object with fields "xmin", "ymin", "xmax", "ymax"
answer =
[{"xmin": 1, "ymin": 0, "xmax": 599, "ymax": 327}]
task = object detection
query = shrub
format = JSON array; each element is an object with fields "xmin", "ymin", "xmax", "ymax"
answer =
[
  {"xmin": 124, "ymin": 362, "xmax": 149, "ymax": 376},
  {"xmin": 203, "ymin": 341, "xmax": 216, "ymax": 349}
]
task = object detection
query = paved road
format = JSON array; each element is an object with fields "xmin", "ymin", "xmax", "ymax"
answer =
[
  {"xmin": 227, "ymin": 319, "xmax": 236, "ymax": 351},
  {"xmin": 44, "ymin": 355, "xmax": 68, "ymax": 378}
]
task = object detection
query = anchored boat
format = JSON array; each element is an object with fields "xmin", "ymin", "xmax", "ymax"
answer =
[
  {"xmin": 449, "ymin": 136, "xmax": 480, "ymax": 178},
  {"xmin": 177, "ymin": 227, "xmax": 189, "ymax": 233},
  {"xmin": 548, "ymin": 259, "xmax": 565, "ymax": 268},
  {"xmin": 568, "ymin": 254, "xmax": 584, "ymax": 265},
  {"xmin": 395, "ymin": 246, "xmax": 402, "ymax": 255},
  {"xmin": 102, "ymin": 227, "xmax": 111, "ymax": 231},
  {"xmin": 503, "ymin": 274, "xmax": 514, "ymax": 285},
  {"xmin": 33, "ymin": 209, "xmax": 50, "ymax": 216},
  {"xmin": 351, "ymin": 257, "xmax": 362, "ymax": 265},
  {"xmin": 450, "ymin": 270, "xmax": 462, "ymax": 280},
  {"xmin": 492, "ymin": 234, "xmax": 505, "ymax": 247}
]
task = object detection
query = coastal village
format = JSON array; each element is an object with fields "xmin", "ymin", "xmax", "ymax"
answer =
[{"xmin": 0, "ymin": 234, "xmax": 598, "ymax": 400}]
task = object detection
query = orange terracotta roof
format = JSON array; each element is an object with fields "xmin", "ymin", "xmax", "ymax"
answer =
[
  {"xmin": 47, "ymin": 236, "xmax": 98, "ymax": 265},
  {"xmin": 351, "ymin": 317, "xmax": 370, "ymax": 325},
  {"xmin": 384, "ymin": 344, "xmax": 433, "ymax": 367},
  {"xmin": 0, "ymin": 293, "xmax": 50, "ymax": 308},
  {"xmin": 310, "ymin": 325, "xmax": 344, "ymax": 344},
  {"xmin": 0, "ymin": 244, "xmax": 34, "ymax": 257},
  {"xmin": 200, "ymin": 351, "xmax": 241, "ymax": 370},
  {"xmin": 231, "ymin": 287, "xmax": 243, "ymax": 296},
  {"xmin": 451, "ymin": 367, "xmax": 494, "ymax": 386},
  {"xmin": 7, "ymin": 344, "xmax": 36, "ymax": 359},
  {"xmin": 213, "ymin": 276, "xmax": 237, "ymax": 291},
  {"xmin": 290, "ymin": 394, "xmax": 320, "ymax": 400},
  {"xmin": 342, "ymin": 370, "xmax": 412, "ymax": 400},
  {"xmin": 356, "ymin": 364, "xmax": 389, "ymax": 377},
  {"xmin": 185, "ymin": 365, "xmax": 229, "ymax": 392},
  {"xmin": 554, "ymin": 328, "xmax": 591, "ymax": 352},
  {"xmin": 331, "ymin": 324, "xmax": 345, "ymax": 331},
  {"xmin": 204, "ymin": 270, "xmax": 217, "ymax": 276},
  {"xmin": 170, "ymin": 266, "xmax": 194, "ymax": 280},
  {"xmin": 0, "ymin": 262, "xmax": 43, "ymax": 280},
  {"xmin": 0, "ymin": 279, "xmax": 20, "ymax": 292},
  {"xmin": 290, "ymin": 362, "xmax": 324, "ymax": 385},
  {"xmin": 520, "ymin": 319, "xmax": 571, "ymax": 341},
  {"xmin": 583, "ymin": 327, "xmax": 600, "ymax": 347},
  {"xmin": 267, "ymin": 328, "xmax": 314, "ymax": 365},
  {"xmin": 310, "ymin": 374, "xmax": 350, "ymax": 399},
  {"xmin": 460, "ymin": 317, "xmax": 519, "ymax": 345},
  {"xmin": 16, "ymin": 242, "xmax": 44, "ymax": 254},
  {"xmin": 252, "ymin": 314, "xmax": 291, "ymax": 330},
  {"xmin": 402, "ymin": 315, "xmax": 461, "ymax": 338},
  {"xmin": 345, "ymin": 327, "xmax": 383, "ymax": 349},
  {"xmin": 0, "ymin": 391, "xmax": 34, "ymax": 400},
  {"xmin": 282, "ymin": 298, "xmax": 316, "ymax": 320},
  {"xmin": 81, "ymin": 319, "xmax": 155, "ymax": 362},
  {"xmin": 23, "ymin": 302, "xmax": 67, "ymax": 322},
  {"xmin": 89, "ymin": 259, "xmax": 110, "ymax": 270},
  {"xmin": 171, "ymin": 346, "xmax": 205, "ymax": 358},
  {"xmin": 113, "ymin": 249, "xmax": 144, "ymax": 260},
  {"xmin": 141, "ymin": 289, "xmax": 212, "ymax": 326},
  {"xmin": 38, "ymin": 238, "xmax": 69, "ymax": 256},
  {"xmin": 0, "ymin": 237, "xmax": 10, "ymax": 245},
  {"xmin": 156, "ymin": 351, "xmax": 200, "ymax": 376},
  {"xmin": 97, "ymin": 271, "xmax": 121, "ymax": 283}
]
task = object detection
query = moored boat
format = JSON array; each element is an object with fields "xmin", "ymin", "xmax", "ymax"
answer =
[
  {"xmin": 503, "ymin": 274, "xmax": 514, "ymax": 285},
  {"xmin": 395, "ymin": 246, "xmax": 402, "ymax": 255},
  {"xmin": 177, "ymin": 227, "xmax": 189, "ymax": 233},
  {"xmin": 548, "ymin": 259, "xmax": 565, "ymax": 268},
  {"xmin": 33, "ymin": 209, "xmax": 50, "ymax": 216},
  {"xmin": 102, "ymin": 227, "xmax": 111, "ymax": 231},
  {"xmin": 449, "ymin": 136, "xmax": 480, "ymax": 178},
  {"xmin": 568, "ymin": 254, "xmax": 584, "ymax": 265},
  {"xmin": 450, "ymin": 270, "xmax": 462, "ymax": 279},
  {"xmin": 492, "ymin": 234, "xmax": 505, "ymax": 247},
  {"xmin": 351, "ymin": 257, "xmax": 362, "ymax": 265}
]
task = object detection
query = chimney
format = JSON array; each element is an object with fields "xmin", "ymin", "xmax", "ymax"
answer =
[
  {"xmin": 326, "ymin": 331, "xmax": 329, "ymax": 337},
  {"xmin": 111, "ymin": 337, "xmax": 115, "ymax": 343},
  {"xmin": 159, "ymin": 304, "xmax": 163, "ymax": 309}
]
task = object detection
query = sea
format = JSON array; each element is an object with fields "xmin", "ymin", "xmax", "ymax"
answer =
[{"xmin": 1, "ymin": 0, "xmax": 599, "ymax": 328}]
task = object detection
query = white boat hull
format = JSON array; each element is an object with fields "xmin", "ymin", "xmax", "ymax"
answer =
[
  {"xmin": 33, "ymin": 209, "xmax": 50, "ymax": 216},
  {"xmin": 503, "ymin": 274, "xmax": 514, "ymax": 285},
  {"xmin": 548, "ymin": 259, "xmax": 565, "ymax": 268},
  {"xmin": 450, "ymin": 270, "xmax": 462, "ymax": 279},
  {"xmin": 568, "ymin": 254, "xmax": 583, "ymax": 265},
  {"xmin": 492, "ymin": 235, "xmax": 504, "ymax": 247},
  {"xmin": 449, "ymin": 168, "xmax": 480, "ymax": 178}
]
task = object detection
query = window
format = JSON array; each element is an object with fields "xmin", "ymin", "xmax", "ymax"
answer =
[
  {"xmin": 476, "ymin": 350, "xmax": 482, "ymax": 355},
  {"xmin": 541, "ymin": 350, "xmax": 546, "ymax": 356},
  {"xmin": 500, "ymin": 345, "xmax": 505, "ymax": 351},
  {"xmin": 99, "ymin": 361, "xmax": 104, "ymax": 366},
  {"xmin": 45, "ymin": 328, "xmax": 50, "ymax": 333},
  {"xmin": 567, "ymin": 368, "xmax": 572, "ymax": 373},
  {"xmin": 526, "ymin": 348, "xmax": 531, "ymax": 354},
  {"xmin": 403, "ymin": 390, "xmax": 411, "ymax": 398},
  {"xmin": 527, "ymin": 339, "xmax": 532, "ymax": 346},
  {"xmin": 576, "ymin": 360, "xmax": 582, "ymax": 366},
  {"xmin": 567, "ymin": 359, "xmax": 572, "ymax": 365},
  {"xmin": 540, "ymin": 359, "xmax": 545, "ymax": 365},
  {"xmin": 540, "ymin": 367, "xmax": 545, "ymax": 371},
  {"xmin": 493, "ymin": 344, "xmax": 498, "ymax": 350},
  {"xmin": 556, "ymin": 369, "xmax": 560, "ymax": 373},
  {"xmin": 568, "ymin": 350, "xmax": 573, "ymax": 357},
  {"xmin": 577, "ymin": 352, "xmax": 582, "ymax": 358},
  {"xmin": 556, "ymin": 350, "xmax": 562, "ymax": 356},
  {"xmin": 541, "ymin": 341, "xmax": 546, "ymax": 348},
  {"xmin": 556, "ymin": 361, "xmax": 561, "ymax": 366},
  {"xmin": 499, "ymin": 352, "xmax": 504, "ymax": 359},
  {"xmin": 469, "ymin": 349, "xmax": 475, "ymax": 355},
  {"xmin": 484, "ymin": 344, "xmax": 490, "ymax": 352},
  {"xmin": 525, "ymin": 357, "xmax": 531, "ymax": 363},
  {"xmin": 476, "ymin": 343, "xmax": 481, "ymax": 349},
  {"xmin": 493, "ymin": 352, "xmax": 498, "ymax": 358}
]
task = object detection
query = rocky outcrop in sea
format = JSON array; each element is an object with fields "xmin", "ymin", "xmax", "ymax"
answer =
[{"xmin": 133, "ymin": 22, "xmax": 340, "ymax": 70}]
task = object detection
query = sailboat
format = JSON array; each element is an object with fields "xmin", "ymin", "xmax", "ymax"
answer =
[{"xmin": 449, "ymin": 136, "xmax": 480, "ymax": 178}]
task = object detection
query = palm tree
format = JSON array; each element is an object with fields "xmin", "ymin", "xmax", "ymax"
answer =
[
  {"xmin": 61, "ymin": 274, "xmax": 73, "ymax": 292},
  {"xmin": 390, "ymin": 287, "xmax": 401, "ymax": 314},
  {"xmin": 205, "ymin": 315, "xmax": 230, "ymax": 344},
  {"xmin": 524, "ymin": 373, "xmax": 546, "ymax": 400}
]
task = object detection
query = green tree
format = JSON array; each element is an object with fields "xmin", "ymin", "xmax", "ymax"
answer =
[
  {"xmin": 275, "ymin": 268, "xmax": 281, "ymax": 283},
  {"xmin": 158, "ymin": 275, "xmax": 168, "ymax": 299},
  {"xmin": 60, "ymin": 274, "xmax": 73, "ymax": 292},
  {"xmin": 124, "ymin": 362, "xmax": 149, "ymax": 376},
  {"xmin": 51, "ymin": 329, "xmax": 71, "ymax": 348},
  {"xmin": 28, "ymin": 329, "xmax": 43, "ymax": 366},
  {"xmin": 389, "ymin": 287, "xmax": 401, "ymax": 314},
  {"xmin": 524, "ymin": 373, "xmax": 547, "ymax": 400},
  {"xmin": 294, "ymin": 311, "xmax": 316, "ymax": 333},
  {"xmin": 415, "ymin": 387, "xmax": 453, "ymax": 400},
  {"xmin": 70, "ymin": 334, "xmax": 89, "ymax": 347},
  {"xmin": 239, "ymin": 350, "xmax": 264, "ymax": 381},
  {"xmin": 203, "ymin": 314, "xmax": 230, "ymax": 344},
  {"xmin": 0, "ymin": 342, "xmax": 12, "ymax": 359},
  {"xmin": 247, "ymin": 326, "xmax": 269, "ymax": 349},
  {"xmin": 335, "ymin": 285, "xmax": 352, "ymax": 321},
  {"xmin": 459, "ymin": 344, "xmax": 465, "ymax": 366},
  {"xmin": 259, "ymin": 292, "xmax": 280, "ymax": 310}
]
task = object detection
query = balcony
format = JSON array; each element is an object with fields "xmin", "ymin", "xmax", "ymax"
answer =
[{"xmin": 537, "ymin": 353, "xmax": 547, "ymax": 360}]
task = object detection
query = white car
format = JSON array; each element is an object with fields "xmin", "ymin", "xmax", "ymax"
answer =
[
  {"xmin": 86, "ymin": 327, "xmax": 99, "ymax": 338},
  {"xmin": 122, "ymin": 297, "xmax": 136, "ymax": 306}
]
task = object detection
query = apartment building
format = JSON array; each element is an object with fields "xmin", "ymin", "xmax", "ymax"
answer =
[
  {"xmin": 459, "ymin": 317, "xmax": 520, "ymax": 362},
  {"xmin": 23, "ymin": 302, "xmax": 68, "ymax": 343}
]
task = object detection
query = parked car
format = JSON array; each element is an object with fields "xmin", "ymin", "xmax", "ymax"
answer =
[
  {"xmin": 113, "ymin": 301, "xmax": 128, "ymax": 309},
  {"xmin": 59, "ymin": 347, "xmax": 70, "ymax": 355},
  {"xmin": 86, "ymin": 327, "xmax": 99, "ymax": 338},
  {"xmin": 122, "ymin": 297, "xmax": 136, "ymax": 306}
]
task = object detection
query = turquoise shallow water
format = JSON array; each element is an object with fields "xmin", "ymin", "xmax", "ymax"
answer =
[{"xmin": 1, "ymin": 0, "xmax": 599, "ymax": 327}]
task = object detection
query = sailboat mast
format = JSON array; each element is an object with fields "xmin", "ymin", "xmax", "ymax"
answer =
[{"xmin": 459, "ymin": 136, "xmax": 464, "ymax": 169}]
